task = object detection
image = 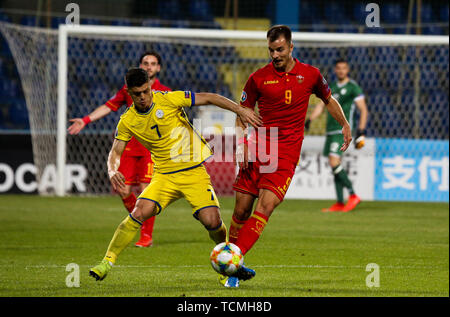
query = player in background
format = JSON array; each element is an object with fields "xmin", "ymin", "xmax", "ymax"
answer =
[
  {"xmin": 89, "ymin": 68, "xmax": 262, "ymax": 281},
  {"xmin": 305, "ymin": 58, "xmax": 368, "ymax": 212},
  {"xmin": 68, "ymin": 51, "xmax": 170, "ymax": 247},
  {"xmin": 224, "ymin": 25, "xmax": 352, "ymax": 288}
]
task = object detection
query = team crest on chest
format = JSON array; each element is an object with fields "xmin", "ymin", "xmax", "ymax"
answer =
[
  {"xmin": 156, "ymin": 109, "xmax": 164, "ymax": 118},
  {"xmin": 341, "ymin": 88, "xmax": 347, "ymax": 95},
  {"xmin": 296, "ymin": 75, "xmax": 304, "ymax": 83}
]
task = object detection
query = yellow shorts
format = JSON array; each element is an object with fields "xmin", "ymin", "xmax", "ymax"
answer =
[{"xmin": 138, "ymin": 164, "xmax": 220, "ymax": 219}]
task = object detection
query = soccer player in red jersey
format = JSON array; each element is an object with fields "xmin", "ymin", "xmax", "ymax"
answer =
[
  {"xmin": 223, "ymin": 26, "xmax": 353, "ymax": 288},
  {"xmin": 68, "ymin": 51, "xmax": 170, "ymax": 248}
]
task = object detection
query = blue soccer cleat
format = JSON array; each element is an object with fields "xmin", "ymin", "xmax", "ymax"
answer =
[
  {"xmin": 219, "ymin": 274, "xmax": 240, "ymax": 288},
  {"xmin": 218, "ymin": 264, "xmax": 256, "ymax": 288}
]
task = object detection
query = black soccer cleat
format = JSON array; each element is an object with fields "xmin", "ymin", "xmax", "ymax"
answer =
[{"xmin": 231, "ymin": 265, "xmax": 256, "ymax": 281}]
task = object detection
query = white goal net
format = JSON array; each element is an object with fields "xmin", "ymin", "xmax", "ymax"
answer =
[{"xmin": 0, "ymin": 22, "xmax": 447, "ymax": 197}]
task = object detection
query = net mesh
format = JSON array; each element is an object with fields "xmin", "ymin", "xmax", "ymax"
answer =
[
  {"xmin": 0, "ymin": 22, "xmax": 448, "ymax": 195},
  {"xmin": 0, "ymin": 23, "xmax": 58, "ymax": 194}
]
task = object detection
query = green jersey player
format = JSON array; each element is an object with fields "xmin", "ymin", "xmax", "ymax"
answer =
[{"xmin": 305, "ymin": 58, "xmax": 368, "ymax": 212}]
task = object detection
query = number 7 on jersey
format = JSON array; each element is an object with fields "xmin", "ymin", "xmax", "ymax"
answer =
[{"xmin": 151, "ymin": 124, "xmax": 161, "ymax": 138}]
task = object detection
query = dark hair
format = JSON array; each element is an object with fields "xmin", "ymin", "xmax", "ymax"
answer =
[
  {"xmin": 267, "ymin": 25, "xmax": 292, "ymax": 43},
  {"xmin": 139, "ymin": 51, "xmax": 162, "ymax": 66},
  {"xmin": 334, "ymin": 58, "xmax": 348, "ymax": 65},
  {"xmin": 125, "ymin": 67, "xmax": 149, "ymax": 88}
]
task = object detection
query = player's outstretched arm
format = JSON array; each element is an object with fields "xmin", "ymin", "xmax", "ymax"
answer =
[
  {"xmin": 107, "ymin": 139, "xmax": 127, "ymax": 191},
  {"xmin": 194, "ymin": 92, "xmax": 262, "ymax": 129},
  {"xmin": 68, "ymin": 104, "xmax": 112, "ymax": 135},
  {"xmin": 325, "ymin": 96, "xmax": 352, "ymax": 152}
]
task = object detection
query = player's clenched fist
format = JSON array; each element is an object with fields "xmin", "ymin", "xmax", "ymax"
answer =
[{"xmin": 109, "ymin": 170, "xmax": 126, "ymax": 191}]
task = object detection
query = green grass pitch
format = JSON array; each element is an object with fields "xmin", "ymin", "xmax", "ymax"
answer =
[{"xmin": 0, "ymin": 195, "xmax": 448, "ymax": 297}]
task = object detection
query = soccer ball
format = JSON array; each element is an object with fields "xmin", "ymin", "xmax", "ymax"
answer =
[{"xmin": 210, "ymin": 242, "xmax": 244, "ymax": 276}]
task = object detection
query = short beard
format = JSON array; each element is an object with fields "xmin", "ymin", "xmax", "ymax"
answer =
[{"xmin": 274, "ymin": 64, "xmax": 286, "ymax": 72}]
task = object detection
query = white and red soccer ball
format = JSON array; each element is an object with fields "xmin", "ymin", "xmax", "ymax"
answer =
[{"xmin": 210, "ymin": 242, "xmax": 244, "ymax": 276}]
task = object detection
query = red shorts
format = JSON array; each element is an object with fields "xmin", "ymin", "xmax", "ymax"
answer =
[
  {"xmin": 233, "ymin": 157, "xmax": 297, "ymax": 202},
  {"xmin": 118, "ymin": 154, "xmax": 154, "ymax": 186}
]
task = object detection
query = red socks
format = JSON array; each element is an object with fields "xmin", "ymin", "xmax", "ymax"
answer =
[
  {"xmin": 140, "ymin": 216, "xmax": 155, "ymax": 238},
  {"xmin": 229, "ymin": 215, "xmax": 246, "ymax": 244},
  {"xmin": 235, "ymin": 211, "xmax": 268, "ymax": 255},
  {"xmin": 121, "ymin": 193, "xmax": 137, "ymax": 213}
]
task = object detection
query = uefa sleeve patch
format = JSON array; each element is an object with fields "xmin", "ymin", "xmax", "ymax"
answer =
[{"xmin": 240, "ymin": 91, "xmax": 247, "ymax": 102}]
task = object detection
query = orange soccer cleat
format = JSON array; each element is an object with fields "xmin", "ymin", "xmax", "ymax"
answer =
[
  {"xmin": 135, "ymin": 235, "xmax": 153, "ymax": 248},
  {"xmin": 321, "ymin": 202, "xmax": 345, "ymax": 212},
  {"xmin": 341, "ymin": 194, "xmax": 361, "ymax": 212}
]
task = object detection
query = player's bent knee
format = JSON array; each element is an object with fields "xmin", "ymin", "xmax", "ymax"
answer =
[
  {"xmin": 197, "ymin": 207, "xmax": 222, "ymax": 230},
  {"xmin": 131, "ymin": 199, "xmax": 158, "ymax": 222},
  {"xmin": 234, "ymin": 193, "xmax": 255, "ymax": 220},
  {"xmin": 233, "ymin": 205, "xmax": 252, "ymax": 221},
  {"xmin": 255, "ymin": 191, "xmax": 281, "ymax": 217},
  {"xmin": 328, "ymin": 155, "xmax": 341, "ymax": 168},
  {"xmin": 256, "ymin": 203, "xmax": 276, "ymax": 217}
]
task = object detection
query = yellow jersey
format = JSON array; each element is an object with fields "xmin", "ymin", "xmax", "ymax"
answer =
[{"xmin": 115, "ymin": 90, "xmax": 212, "ymax": 174}]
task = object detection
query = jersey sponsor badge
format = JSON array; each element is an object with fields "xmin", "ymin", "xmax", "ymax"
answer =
[
  {"xmin": 156, "ymin": 109, "xmax": 164, "ymax": 118},
  {"xmin": 240, "ymin": 91, "xmax": 247, "ymax": 102}
]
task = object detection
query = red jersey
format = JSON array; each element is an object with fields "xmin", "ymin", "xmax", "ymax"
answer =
[
  {"xmin": 241, "ymin": 58, "xmax": 331, "ymax": 163},
  {"xmin": 106, "ymin": 78, "xmax": 171, "ymax": 156}
]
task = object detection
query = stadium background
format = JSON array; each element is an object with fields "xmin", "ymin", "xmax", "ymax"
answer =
[
  {"xmin": 0, "ymin": 0, "xmax": 448, "ymax": 202},
  {"xmin": 0, "ymin": 0, "xmax": 448, "ymax": 299}
]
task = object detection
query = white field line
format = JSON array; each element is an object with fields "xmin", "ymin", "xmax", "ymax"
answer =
[{"xmin": 0, "ymin": 264, "xmax": 444, "ymax": 270}]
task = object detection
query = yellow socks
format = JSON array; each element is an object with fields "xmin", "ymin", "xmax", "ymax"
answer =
[
  {"xmin": 208, "ymin": 221, "xmax": 228, "ymax": 244},
  {"xmin": 104, "ymin": 215, "xmax": 142, "ymax": 265}
]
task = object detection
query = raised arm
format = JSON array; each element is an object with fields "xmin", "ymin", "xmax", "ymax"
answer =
[
  {"xmin": 107, "ymin": 139, "xmax": 128, "ymax": 191},
  {"xmin": 68, "ymin": 104, "xmax": 112, "ymax": 135},
  {"xmin": 194, "ymin": 92, "xmax": 262, "ymax": 129},
  {"xmin": 325, "ymin": 95, "xmax": 352, "ymax": 152}
]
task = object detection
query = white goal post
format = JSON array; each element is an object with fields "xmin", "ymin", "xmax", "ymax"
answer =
[{"xmin": 54, "ymin": 25, "xmax": 448, "ymax": 196}]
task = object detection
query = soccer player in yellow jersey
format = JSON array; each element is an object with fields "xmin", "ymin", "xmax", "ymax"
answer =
[{"xmin": 89, "ymin": 67, "xmax": 262, "ymax": 281}]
